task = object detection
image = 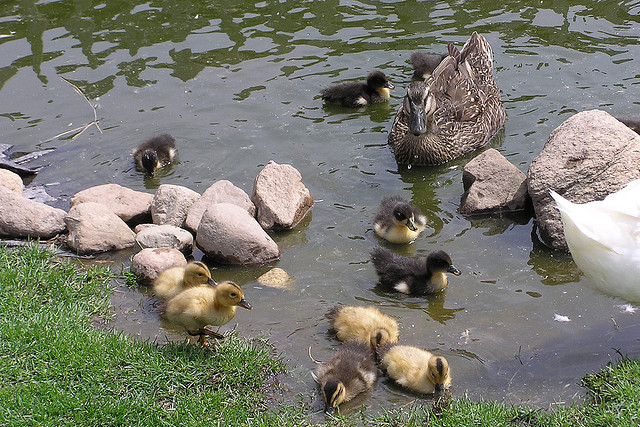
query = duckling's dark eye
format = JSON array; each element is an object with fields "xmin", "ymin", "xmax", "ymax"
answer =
[
  {"xmin": 394, "ymin": 211, "xmax": 406, "ymax": 221},
  {"xmin": 198, "ymin": 273, "xmax": 204, "ymax": 276},
  {"xmin": 230, "ymin": 293, "xmax": 237, "ymax": 297}
]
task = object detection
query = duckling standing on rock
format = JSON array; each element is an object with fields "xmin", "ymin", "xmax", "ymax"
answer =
[
  {"xmin": 153, "ymin": 261, "xmax": 217, "ymax": 301},
  {"xmin": 374, "ymin": 196, "xmax": 427, "ymax": 244},
  {"xmin": 326, "ymin": 305, "xmax": 399, "ymax": 350},
  {"xmin": 371, "ymin": 247, "xmax": 461, "ymax": 294},
  {"xmin": 410, "ymin": 52, "xmax": 447, "ymax": 80},
  {"xmin": 311, "ymin": 340, "xmax": 378, "ymax": 414},
  {"xmin": 320, "ymin": 70, "xmax": 394, "ymax": 108},
  {"xmin": 164, "ymin": 281, "xmax": 252, "ymax": 346},
  {"xmin": 388, "ymin": 32, "xmax": 506, "ymax": 165},
  {"xmin": 133, "ymin": 133, "xmax": 177, "ymax": 175},
  {"xmin": 378, "ymin": 343, "xmax": 451, "ymax": 396}
]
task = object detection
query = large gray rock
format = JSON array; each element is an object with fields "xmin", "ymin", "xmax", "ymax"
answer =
[
  {"xmin": 185, "ymin": 180, "xmax": 255, "ymax": 232},
  {"xmin": 252, "ymin": 161, "xmax": 313, "ymax": 230},
  {"xmin": 70, "ymin": 184, "xmax": 153, "ymax": 224},
  {"xmin": 0, "ymin": 169, "xmax": 22, "ymax": 195},
  {"xmin": 130, "ymin": 247, "xmax": 187, "ymax": 284},
  {"xmin": 65, "ymin": 202, "xmax": 136, "ymax": 254},
  {"xmin": 196, "ymin": 203, "xmax": 280, "ymax": 265},
  {"xmin": 0, "ymin": 186, "xmax": 66, "ymax": 239},
  {"xmin": 459, "ymin": 148, "xmax": 530, "ymax": 215},
  {"xmin": 135, "ymin": 224, "xmax": 193, "ymax": 254},
  {"xmin": 527, "ymin": 110, "xmax": 640, "ymax": 250},
  {"xmin": 151, "ymin": 184, "xmax": 200, "ymax": 227}
]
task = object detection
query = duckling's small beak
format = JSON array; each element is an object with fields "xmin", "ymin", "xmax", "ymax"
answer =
[
  {"xmin": 405, "ymin": 218, "xmax": 417, "ymax": 231},
  {"xmin": 448, "ymin": 265, "xmax": 461, "ymax": 276},
  {"xmin": 324, "ymin": 404, "xmax": 336, "ymax": 415},
  {"xmin": 238, "ymin": 298, "xmax": 253, "ymax": 310},
  {"xmin": 435, "ymin": 383, "xmax": 445, "ymax": 397},
  {"xmin": 385, "ymin": 81, "xmax": 395, "ymax": 90},
  {"xmin": 207, "ymin": 277, "xmax": 217, "ymax": 286}
]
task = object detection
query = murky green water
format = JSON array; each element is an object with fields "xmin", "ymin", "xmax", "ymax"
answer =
[{"xmin": 2, "ymin": 0, "xmax": 640, "ymax": 412}]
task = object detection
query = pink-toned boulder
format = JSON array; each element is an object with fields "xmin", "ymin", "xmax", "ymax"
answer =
[
  {"xmin": 135, "ymin": 224, "xmax": 193, "ymax": 253},
  {"xmin": 0, "ymin": 169, "xmax": 22, "ymax": 194},
  {"xmin": 130, "ymin": 247, "xmax": 187, "ymax": 284},
  {"xmin": 252, "ymin": 161, "xmax": 313, "ymax": 230},
  {"xmin": 0, "ymin": 186, "xmax": 66, "ymax": 238},
  {"xmin": 65, "ymin": 202, "xmax": 136, "ymax": 254},
  {"xmin": 70, "ymin": 184, "xmax": 153, "ymax": 224},
  {"xmin": 185, "ymin": 180, "xmax": 256, "ymax": 232},
  {"xmin": 196, "ymin": 203, "xmax": 280, "ymax": 265},
  {"xmin": 151, "ymin": 184, "xmax": 200, "ymax": 227}
]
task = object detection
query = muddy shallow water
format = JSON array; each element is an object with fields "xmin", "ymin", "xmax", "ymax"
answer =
[{"xmin": 2, "ymin": 0, "xmax": 640, "ymax": 413}]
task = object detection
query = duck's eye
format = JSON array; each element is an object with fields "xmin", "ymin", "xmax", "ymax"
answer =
[
  {"xmin": 394, "ymin": 211, "xmax": 406, "ymax": 221},
  {"xmin": 198, "ymin": 273, "xmax": 204, "ymax": 276},
  {"xmin": 230, "ymin": 293, "xmax": 237, "ymax": 297}
]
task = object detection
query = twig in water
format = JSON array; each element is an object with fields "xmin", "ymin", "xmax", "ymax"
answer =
[
  {"xmin": 49, "ymin": 76, "xmax": 103, "ymax": 141},
  {"xmin": 610, "ymin": 317, "xmax": 619, "ymax": 331}
]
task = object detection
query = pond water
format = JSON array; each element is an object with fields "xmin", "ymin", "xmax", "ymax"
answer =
[{"xmin": 2, "ymin": 0, "xmax": 640, "ymax": 413}]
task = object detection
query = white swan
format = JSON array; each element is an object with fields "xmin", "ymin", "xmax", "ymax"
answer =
[{"xmin": 550, "ymin": 179, "xmax": 640, "ymax": 303}]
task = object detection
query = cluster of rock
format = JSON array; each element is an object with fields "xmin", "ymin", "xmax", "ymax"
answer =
[
  {"xmin": 459, "ymin": 109, "xmax": 640, "ymax": 250},
  {"xmin": 0, "ymin": 160, "xmax": 313, "ymax": 279}
]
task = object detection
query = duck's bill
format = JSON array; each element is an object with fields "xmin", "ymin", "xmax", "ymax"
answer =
[
  {"xmin": 435, "ymin": 383, "xmax": 445, "ymax": 397},
  {"xmin": 405, "ymin": 219, "xmax": 417, "ymax": 231},
  {"xmin": 448, "ymin": 265, "xmax": 461, "ymax": 276},
  {"xmin": 207, "ymin": 277, "xmax": 218, "ymax": 286},
  {"xmin": 385, "ymin": 81, "xmax": 395, "ymax": 90},
  {"xmin": 238, "ymin": 298, "xmax": 253, "ymax": 310}
]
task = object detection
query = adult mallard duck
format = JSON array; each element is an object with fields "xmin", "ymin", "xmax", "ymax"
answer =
[
  {"xmin": 388, "ymin": 32, "xmax": 506, "ymax": 165},
  {"xmin": 320, "ymin": 70, "xmax": 394, "ymax": 107},
  {"xmin": 550, "ymin": 180, "xmax": 640, "ymax": 303}
]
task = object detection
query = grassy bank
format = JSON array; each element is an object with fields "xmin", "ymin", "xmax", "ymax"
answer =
[{"xmin": 0, "ymin": 244, "xmax": 638, "ymax": 426}]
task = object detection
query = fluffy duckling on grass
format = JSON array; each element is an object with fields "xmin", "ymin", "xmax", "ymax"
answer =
[
  {"xmin": 371, "ymin": 247, "xmax": 461, "ymax": 294},
  {"xmin": 378, "ymin": 343, "xmax": 451, "ymax": 396},
  {"xmin": 320, "ymin": 70, "xmax": 394, "ymax": 108},
  {"xmin": 326, "ymin": 305, "xmax": 399, "ymax": 351},
  {"xmin": 153, "ymin": 261, "xmax": 217, "ymax": 301},
  {"xmin": 164, "ymin": 281, "xmax": 252, "ymax": 346},
  {"xmin": 133, "ymin": 133, "xmax": 177, "ymax": 175},
  {"xmin": 374, "ymin": 195, "xmax": 427, "ymax": 244},
  {"xmin": 311, "ymin": 340, "xmax": 378, "ymax": 414}
]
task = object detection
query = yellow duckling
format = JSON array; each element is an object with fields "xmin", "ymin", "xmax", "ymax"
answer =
[
  {"xmin": 153, "ymin": 261, "xmax": 217, "ymax": 301},
  {"xmin": 164, "ymin": 281, "xmax": 252, "ymax": 345},
  {"xmin": 378, "ymin": 343, "xmax": 451, "ymax": 396},
  {"xmin": 326, "ymin": 305, "xmax": 399, "ymax": 351},
  {"xmin": 133, "ymin": 133, "xmax": 177, "ymax": 175},
  {"xmin": 320, "ymin": 70, "xmax": 394, "ymax": 107},
  {"xmin": 374, "ymin": 195, "xmax": 427, "ymax": 244},
  {"xmin": 311, "ymin": 340, "xmax": 378, "ymax": 414}
]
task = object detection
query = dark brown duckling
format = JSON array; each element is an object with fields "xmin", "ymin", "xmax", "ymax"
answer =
[
  {"xmin": 320, "ymin": 70, "xmax": 394, "ymax": 107},
  {"xmin": 133, "ymin": 133, "xmax": 177, "ymax": 175}
]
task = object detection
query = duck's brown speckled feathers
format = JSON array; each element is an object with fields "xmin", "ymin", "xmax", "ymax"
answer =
[
  {"xmin": 321, "ymin": 71, "xmax": 394, "ymax": 108},
  {"xmin": 388, "ymin": 32, "xmax": 506, "ymax": 165}
]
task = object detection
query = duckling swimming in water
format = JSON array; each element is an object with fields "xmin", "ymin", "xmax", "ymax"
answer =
[
  {"xmin": 312, "ymin": 340, "xmax": 378, "ymax": 414},
  {"xmin": 371, "ymin": 247, "xmax": 461, "ymax": 294},
  {"xmin": 388, "ymin": 32, "xmax": 506, "ymax": 165},
  {"xmin": 550, "ymin": 181, "xmax": 640, "ymax": 303},
  {"xmin": 374, "ymin": 196, "xmax": 427, "ymax": 244},
  {"xmin": 410, "ymin": 52, "xmax": 447, "ymax": 80},
  {"xmin": 326, "ymin": 305, "xmax": 399, "ymax": 351},
  {"xmin": 164, "ymin": 281, "xmax": 252, "ymax": 345},
  {"xmin": 320, "ymin": 70, "xmax": 394, "ymax": 108},
  {"xmin": 153, "ymin": 261, "xmax": 217, "ymax": 301},
  {"xmin": 377, "ymin": 343, "xmax": 451, "ymax": 396},
  {"xmin": 133, "ymin": 133, "xmax": 177, "ymax": 175}
]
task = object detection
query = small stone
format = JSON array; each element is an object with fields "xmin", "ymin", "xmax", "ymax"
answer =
[
  {"xmin": 135, "ymin": 224, "xmax": 194, "ymax": 254},
  {"xmin": 257, "ymin": 268, "xmax": 292, "ymax": 289}
]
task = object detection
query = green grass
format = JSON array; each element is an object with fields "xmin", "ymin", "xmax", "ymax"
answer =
[{"xmin": 0, "ymin": 243, "xmax": 638, "ymax": 426}]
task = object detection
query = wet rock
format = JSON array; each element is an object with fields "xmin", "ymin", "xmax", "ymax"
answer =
[
  {"xmin": 196, "ymin": 203, "xmax": 280, "ymax": 265},
  {"xmin": 459, "ymin": 148, "xmax": 530, "ymax": 215},
  {"xmin": 527, "ymin": 109, "xmax": 640, "ymax": 250},
  {"xmin": 257, "ymin": 268, "xmax": 292, "ymax": 289},
  {"xmin": 0, "ymin": 186, "xmax": 66, "ymax": 239},
  {"xmin": 151, "ymin": 184, "xmax": 200, "ymax": 227},
  {"xmin": 0, "ymin": 169, "xmax": 22, "ymax": 194},
  {"xmin": 185, "ymin": 180, "xmax": 255, "ymax": 232},
  {"xmin": 130, "ymin": 247, "xmax": 187, "ymax": 284},
  {"xmin": 135, "ymin": 224, "xmax": 193, "ymax": 253},
  {"xmin": 252, "ymin": 160, "xmax": 313, "ymax": 230},
  {"xmin": 70, "ymin": 184, "xmax": 154, "ymax": 225},
  {"xmin": 65, "ymin": 202, "xmax": 136, "ymax": 254}
]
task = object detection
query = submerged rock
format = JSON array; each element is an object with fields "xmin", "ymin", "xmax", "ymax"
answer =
[
  {"xmin": 130, "ymin": 247, "xmax": 187, "ymax": 284},
  {"xmin": 252, "ymin": 160, "xmax": 313, "ymax": 230},
  {"xmin": 65, "ymin": 202, "xmax": 136, "ymax": 254},
  {"xmin": 185, "ymin": 180, "xmax": 255, "ymax": 232},
  {"xmin": 527, "ymin": 110, "xmax": 640, "ymax": 250},
  {"xmin": 151, "ymin": 184, "xmax": 200, "ymax": 227},
  {"xmin": 0, "ymin": 187, "xmax": 66, "ymax": 239},
  {"xmin": 257, "ymin": 268, "xmax": 292, "ymax": 289},
  {"xmin": 70, "ymin": 184, "xmax": 153, "ymax": 225}
]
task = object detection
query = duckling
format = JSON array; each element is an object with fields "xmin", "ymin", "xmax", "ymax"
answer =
[
  {"xmin": 311, "ymin": 340, "xmax": 378, "ymax": 414},
  {"xmin": 132, "ymin": 133, "xmax": 177, "ymax": 175},
  {"xmin": 371, "ymin": 246, "xmax": 461, "ymax": 294},
  {"xmin": 153, "ymin": 261, "xmax": 217, "ymax": 301},
  {"xmin": 374, "ymin": 195, "xmax": 427, "ymax": 244},
  {"xmin": 388, "ymin": 32, "xmax": 506, "ymax": 165},
  {"xmin": 378, "ymin": 343, "xmax": 451, "ymax": 396},
  {"xmin": 410, "ymin": 52, "xmax": 447, "ymax": 80},
  {"xmin": 164, "ymin": 281, "xmax": 252, "ymax": 345},
  {"xmin": 550, "ymin": 181, "xmax": 640, "ymax": 303},
  {"xmin": 320, "ymin": 70, "xmax": 395, "ymax": 108},
  {"xmin": 326, "ymin": 305, "xmax": 399, "ymax": 350}
]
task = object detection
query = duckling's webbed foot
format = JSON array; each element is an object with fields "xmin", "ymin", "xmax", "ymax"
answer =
[{"xmin": 201, "ymin": 326, "xmax": 225, "ymax": 340}]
